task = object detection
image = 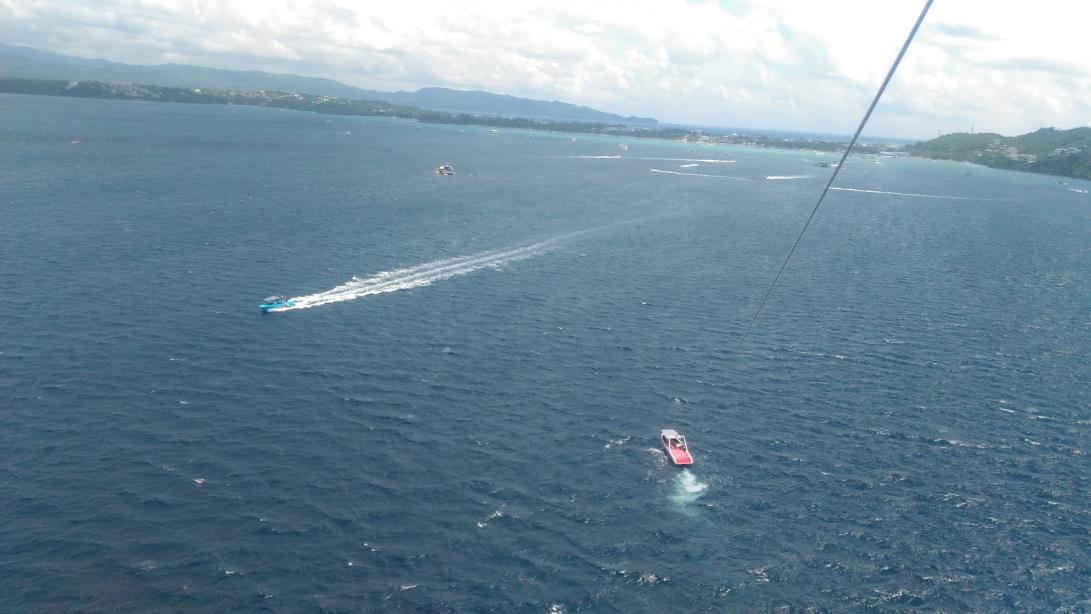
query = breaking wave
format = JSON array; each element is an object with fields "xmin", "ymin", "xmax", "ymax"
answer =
[{"xmin": 651, "ymin": 169, "xmax": 750, "ymax": 181}]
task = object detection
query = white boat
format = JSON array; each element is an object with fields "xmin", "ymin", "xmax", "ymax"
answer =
[{"xmin": 435, "ymin": 164, "xmax": 455, "ymax": 176}]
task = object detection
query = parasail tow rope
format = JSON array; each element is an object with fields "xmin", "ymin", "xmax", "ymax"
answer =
[{"xmin": 737, "ymin": 0, "xmax": 935, "ymax": 349}]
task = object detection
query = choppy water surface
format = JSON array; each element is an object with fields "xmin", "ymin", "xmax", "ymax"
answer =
[{"xmin": 2, "ymin": 95, "xmax": 1089, "ymax": 611}]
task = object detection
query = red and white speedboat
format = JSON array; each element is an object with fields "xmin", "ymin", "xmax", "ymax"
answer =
[{"xmin": 660, "ymin": 429, "xmax": 693, "ymax": 466}]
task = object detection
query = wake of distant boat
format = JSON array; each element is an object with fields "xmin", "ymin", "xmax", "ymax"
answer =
[
  {"xmin": 567, "ymin": 156, "xmax": 735, "ymax": 163},
  {"xmin": 831, "ymin": 187, "xmax": 995, "ymax": 200},
  {"xmin": 651, "ymin": 168, "xmax": 750, "ymax": 181},
  {"xmin": 635, "ymin": 157, "xmax": 736, "ymax": 164},
  {"xmin": 766, "ymin": 175, "xmax": 814, "ymax": 180}
]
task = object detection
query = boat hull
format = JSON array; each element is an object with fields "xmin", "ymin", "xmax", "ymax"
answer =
[
  {"xmin": 661, "ymin": 438, "xmax": 693, "ymax": 466},
  {"xmin": 259, "ymin": 300, "xmax": 295, "ymax": 312}
]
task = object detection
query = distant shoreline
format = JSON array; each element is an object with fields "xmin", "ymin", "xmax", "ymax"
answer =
[
  {"xmin": 0, "ymin": 77, "xmax": 901, "ymax": 155},
  {"xmin": 7, "ymin": 77, "xmax": 1089, "ymax": 181}
]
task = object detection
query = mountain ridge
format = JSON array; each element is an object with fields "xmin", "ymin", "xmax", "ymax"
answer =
[{"xmin": 0, "ymin": 43, "xmax": 657, "ymax": 125}]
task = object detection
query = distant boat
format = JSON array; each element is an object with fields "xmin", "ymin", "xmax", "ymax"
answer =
[
  {"xmin": 660, "ymin": 429, "xmax": 693, "ymax": 466},
  {"xmin": 259, "ymin": 296, "xmax": 295, "ymax": 312},
  {"xmin": 489, "ymin": 129, "xmax": 499, "ymax": 134},
  {"xmin": 70, "ymin": 137, "xmax": 81, "ymax": 144},
  {"xmin": 814, "ymin": 161, "xmax": 839, "ymax": 168},
  {"xmin": 435, "ymin": 164, "xmax": 455, "ymax": 176},
  {"xmin": 618, "ymin": 143, "xmax": 629, "ymax": 151}
]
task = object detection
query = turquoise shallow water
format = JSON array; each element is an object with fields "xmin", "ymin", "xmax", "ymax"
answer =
[{"xmin": 1, "ymin": 94, "xmax": 1089, "ymax": 611}]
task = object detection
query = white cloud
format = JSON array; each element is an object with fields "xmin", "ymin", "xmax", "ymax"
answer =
[{"xmin": 0, "ymin": 0, "xmax": 1087, "ymax": 138}]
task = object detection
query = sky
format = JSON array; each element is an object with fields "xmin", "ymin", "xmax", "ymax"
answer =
[{"xmin": 1, "ymin": 0, "xmax": 1088, "ymax": 139}]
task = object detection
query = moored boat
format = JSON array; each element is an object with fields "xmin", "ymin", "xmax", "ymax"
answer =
[{"xmin": 660, "ymin": 429, "xmax": 693, "ymax": 466}]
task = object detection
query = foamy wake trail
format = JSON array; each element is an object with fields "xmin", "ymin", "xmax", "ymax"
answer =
[
  {"xmin": 270, "ymin": 224, "xmax": 637, "ymax": 312},
  {"xmin": 634, "ymin": 157, "xmax": 736, "ymax": 164},
  {"xmin": 651, "ymin": 168, "xmax": 750, "ymax": 181},
  {"xmin": 831, "ymin": 187, "xmax": 994, "ymax": 200},
  {"xmin": 669, "ymin": 470, "xmax": 708, "ymax": 506},
  {"xmin": 766, "ymin": 175, "xmax": 813, "ymax": 180},
  {"xmin": 566, "ymin": 156, "xmax": 735, "ymax": 163},
  {"xmin": 274, "ymin": 243, "xmax": 550, "ymax": 311}
]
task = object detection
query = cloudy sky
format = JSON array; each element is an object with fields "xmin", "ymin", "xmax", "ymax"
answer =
[{"xmin": 2, "ymin": 1, "xmax": 1087, "ymax": 138}]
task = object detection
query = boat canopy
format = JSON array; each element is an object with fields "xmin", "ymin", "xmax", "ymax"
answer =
[{"xmin": 263, "ymin": 296, "xmax": 285, "ymax": 303}]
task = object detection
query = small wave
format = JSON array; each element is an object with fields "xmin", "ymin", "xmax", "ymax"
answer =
[
  {"xmin": 605, "ymin": 435, "xmax": 632, "ymax": 449},
  {"xmin": 679, "ymin": 163, "xmax": 699, "ymax": 168},
  {"xmin": 831, "ymin": 187, "xmax": 996, "ymax": 200},
  {"xmin": 669, "ymin": 470, "xmax": 708, "ymax": 506},
  {"xmin": 766, "ymin": 175, "xmax": 813, "ymax": 180},
  {"xmin": 1067, "ymin": 187, "xmax": 1089, "ymax": 194},
  {"xmin": 650, "ymin": 168, "xmax": 750, "ymax": 181},
  {"xmin": 573, "ymin": 155, "xmax": 621, "ymax": 159}
]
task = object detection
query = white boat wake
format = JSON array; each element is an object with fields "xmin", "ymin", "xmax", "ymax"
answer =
[
  {"xmin": 568, "ymin": 156, "xmax": 735, "ymax": 163},
  {"xmin": 635, "ymin": 157, "xmax": 736, "ymax": 164},
  {"xmin": 766, "ymin": 175, "xmax": 813, "ymax": 180},
  {"xmin": 831, "ymin": 187, "xmax": 995, "ymax": 200},
  {"xmin": 651, "ymin": 168, "xmax": 750, "ymax": 181},
  {"xmin": 669, "ymin": 470, "xmax": 708, "ymax": 507},
  {"xmin": 269, "ymin": 223, "xmax": 636, "ymax": 312}
]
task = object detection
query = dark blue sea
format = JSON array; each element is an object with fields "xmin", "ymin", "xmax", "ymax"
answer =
[{"xmin": 2, "ymin": 94, "xmax": 1089, "ymax": 612}]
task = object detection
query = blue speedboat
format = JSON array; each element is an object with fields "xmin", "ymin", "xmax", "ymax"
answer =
[{"xmin": 259, "ymin": 295, "xmax": 295, "ymax": 312}]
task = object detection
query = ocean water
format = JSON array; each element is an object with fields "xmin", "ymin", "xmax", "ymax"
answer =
[{"xmin": 2, "ymin": 94, "xmax": 1089, "ymax": 612}]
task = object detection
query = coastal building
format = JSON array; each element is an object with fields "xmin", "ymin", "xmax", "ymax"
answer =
[{"xmin": 1051, "ymin": 147, "xmax": 1082, "ymax": 156}]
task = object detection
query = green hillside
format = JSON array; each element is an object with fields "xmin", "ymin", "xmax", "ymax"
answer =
[{"xmin": 907, "ymin": 127, "xmax": 1091, "ymax": 180}]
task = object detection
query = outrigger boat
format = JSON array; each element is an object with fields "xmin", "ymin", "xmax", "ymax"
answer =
[
  {"xmin": 660, "ymin": 429, "xmax": 693, "ymax": 466},
  {"xmin": 259, "ymin": 295, "xmax": 295, "ymax": 312}
]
